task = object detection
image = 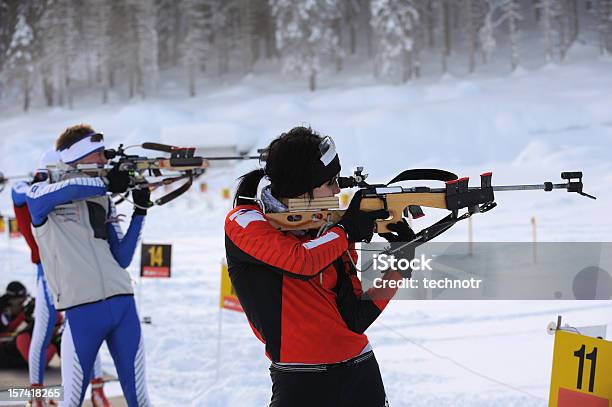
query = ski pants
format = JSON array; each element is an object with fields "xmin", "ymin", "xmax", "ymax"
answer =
[
  {"xmin": 269, "ymin": 351, "xmax": 389, "ymax": 407},
  {"xmin": 28, "ymin": 263, "xmax": 57, "ymax": 385},
  {"xmin": 60, "ymin": 295, "xmax": 150, "ymax": 407},
  {"xmin": 30, "ymin": 264, "xmax": 104, "ymax": 385}
]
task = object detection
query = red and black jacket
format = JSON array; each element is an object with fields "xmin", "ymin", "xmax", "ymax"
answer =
[{"xmin": 224, "ymin": 204, "xmax": 402, "ymax": 364}]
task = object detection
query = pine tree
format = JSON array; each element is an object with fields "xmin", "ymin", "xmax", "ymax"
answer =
[
  {"xmin": 131, "ymin": 0, "xmax": 159, "ymax": 98},
  {"xmin": 209, "ymin": 0, "xmax": 232, "ymax": 76},
  {"xmin": 156, "ymin": 0, "xmax": 182, "ymax": 69},
  {"xmin": 479, "ymin": 0, "xmax": 496, "ymax": 64},
  {"xmin": 370, "ymin": 0, "xmax": 419, "ymax": 82},
  {"xmin": 340, "ymin": 0, "xmax": 362, "ymax": 55},
  {"xmin": 500, "ymin": 0, "xmax": 522, "ymax": 70},
  {"xmin": 439, "ymin": 0, "xmax": 453, "ymax": 73},
  {"xmin": 0, "ymin": 1, "xmax": 19, "ymax": 101},
  {"xmin": 88, "ymin": 1, "xmax": 112, "ymax": 104},
  {"xmin": 181, "ymin": 0, "xmax": 211, "ymax": 96},
  {"xmin": 270, "ymin": 0, "xmax": 343, "ymax": 91},
  {"xmin": 37, "ymin": 0, "xmax": 78, "ymax": 107},
  {"xmin": 7, "ymin": 10, "xmax": 35, "ymax": 111},
  {"xmin": 463, "ymin": 0, "xmax": 489, "ymax": 72},
  {"xmin": 536, "ymin": 0, "xmax": 563, "ymax": 62},
  {"xmin": 597, "ymin": 0, "xmax": 612, "ymax": 55}
]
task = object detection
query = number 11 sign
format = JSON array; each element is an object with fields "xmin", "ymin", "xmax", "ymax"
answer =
[{"xmin": 549, "ymin": 329, "xmax": 612, "ymax": 406}]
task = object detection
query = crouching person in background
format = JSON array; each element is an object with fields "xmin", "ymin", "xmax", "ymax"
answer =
[
  {"xmin": 0, "ymin": 282, "xmax": 60, "ymax": 371},
  {"xmin": 26, "ymin": 124, "xmax": 152, "ymax": 407}
]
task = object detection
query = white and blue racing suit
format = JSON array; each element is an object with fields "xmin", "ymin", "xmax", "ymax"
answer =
[
  {"xmin": 26, "ymin": 176, "xmax": 150, "ymax": 407},
  {"xmin": 12, "ymin": 181, "xmax": 106, "ymax": 388}
]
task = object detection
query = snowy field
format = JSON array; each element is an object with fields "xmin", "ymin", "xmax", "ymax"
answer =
[{"xmin": 1, "ymin": 52, "xmax": 611, "ymax": 406}]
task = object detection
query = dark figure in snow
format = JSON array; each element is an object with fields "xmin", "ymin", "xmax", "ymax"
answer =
[
  {"xmin": 26, "ymin": 124, "xmax": 152, "ymax": 407},
  {"xmin": 0, "ymin": 281, "xmax": 62, "ymax": 370},
  {"xmin": 225, "ymin": 126, "xmax": 414, "ymax": 406}
]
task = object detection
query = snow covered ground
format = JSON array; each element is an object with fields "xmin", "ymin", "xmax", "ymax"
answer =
[{"xmin": 1, "ymin": 50, "xmax": 611, "ymax": 406}]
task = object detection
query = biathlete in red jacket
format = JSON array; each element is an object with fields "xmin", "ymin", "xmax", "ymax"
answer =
[{"xmin": 224, "ymin": 126, "xmax": 414, "ymax": 407}]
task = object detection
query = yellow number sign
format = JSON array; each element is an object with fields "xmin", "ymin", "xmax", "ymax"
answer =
[
  {"xmin": 549, "ymin": 329, "xmax": 612, "ymax": 407},
  {"xmin": 140, "ymin": 243, "xmax": 172, "ymax": 278},
  {"xmin": 219, "ymin": 259, "xmax": 243, "ymax": 312},
  {"xmin": 148, "ymin": 246, "xmax": 163, "ymax": 267}
]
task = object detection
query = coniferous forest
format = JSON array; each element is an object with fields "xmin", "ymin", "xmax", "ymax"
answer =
[{"xmin": 0, "ymin": 0, "xmax": 611, "ymax": 112}]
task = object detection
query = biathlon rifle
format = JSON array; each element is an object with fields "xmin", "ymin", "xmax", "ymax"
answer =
[
  {"xmin": 70, "ymin": 142, "xmax": 258, "ymax": 206},
  {"xmin": 1, "ymin": 142, "xmax": 258, "ymax": 207},
  {"xmin": 0, "ymin": 172, "xmax": 32, "ymax": 193},
  {"xmin": 265, "ymin": 168, "xmax": 596, "ymax": 244}
]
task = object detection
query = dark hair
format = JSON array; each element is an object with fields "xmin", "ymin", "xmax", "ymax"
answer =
[
  {"xmin": 56, "ymin": 124, "xmax": 96, "ymax": 151},
  {"xmin": 233, "ymin": 126, "xmax": 340, "ymax": 207},
  {"xmin": 234, "ymin": 168, "xmax": 266, "ymax": 207}
]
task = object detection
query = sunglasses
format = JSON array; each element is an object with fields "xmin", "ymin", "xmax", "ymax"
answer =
[{"xmin": 90, "ymin": 133, "xmax": 104, "ymax": 142}]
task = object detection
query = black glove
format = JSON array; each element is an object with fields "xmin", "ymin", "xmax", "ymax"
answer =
[
  {"xmin": 380, "ymin": 220, "xmax": 417, "ymax": 278},
  {"xmin": 132, "ymin": 187, "xmax": 152, "ymax": 216},
  {"xmin": 379, "ymin": 219, "xmax": 416, "ymax": 242},
  {"xmin": 105, "ymin": 166, "xmax": 130, "ymax": 193},
  {"xmin": 338, "ymin": 191, "xmax": 389, "ymax": 243}
]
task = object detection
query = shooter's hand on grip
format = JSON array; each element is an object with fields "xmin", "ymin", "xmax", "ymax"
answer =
[
  {"xmin": 132, "ymin": 187, "xmax": 152, "ymax": 216},
  {"xmin": 338, "ymin": 191, "xmax": 389, "ymax": 243},
  {"xmin": 105, "ymin": 165, "xmax": 130, "ymax": 193},
  {"xmin": 379, "ymin": 219, "xmax": 416, "ymax": 243}
]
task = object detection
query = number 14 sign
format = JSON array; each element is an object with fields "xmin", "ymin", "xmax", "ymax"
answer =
[
  {"xmin": 549, "ymin": 329, "xmax": 612, "ymax": 406},
  {"xmin": 140, "ymin": 243, "xmax": 172, "ymax": 278}
]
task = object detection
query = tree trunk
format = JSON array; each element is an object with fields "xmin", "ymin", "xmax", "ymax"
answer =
[
  {"xmin": 465, "ymin": 0, "xmax": 476, "ymax": 73},
  {"xmin": 309, "ymin": 70, "xmax": 316, "ymax": 92},
  {"xmin": 559, "ymin": 1, "xmax": 567, "ymax": 61},
  {"xmin": 542, "ymin": 0, "xmax": 553, "ymax": 62},
  {"xmin": 334, "ymin": 19, "xmax": 343, "ymax": 72},
  {"xmin": 402, "ymin": 50, "xmax": 413, "ymax": 83},
  {"xmin": 534, "ymin": 0, "xmax": 541, "ymax": 21},
  {"xmin": 42, "ymin": 71, "xmax": 54, "ymax": 107},
  {"xmin": 128, "ymin": 69, "xmax": 135, "ymax": 99},
  {"xmin": 23, "ymin": 74, "xmax": 30, "ymax": 112},
  {"xmin": 189, "ymin": 63, "xmax": 196, "ymax": 97},
  {"xmin": 442, "ymin": 0, "xmax": 451, "ymax": 73},
  {"xmin": 427, "ymin": 1, "xmax": 435, "ymax": 47},
  {"xmin": 571, "ymin": 0, "xmax": 579, "ymax": 44},
  {"xmin": 509, "ymin": 10, "xmax": 520, "ymax": 70},
  {"xmin": 65, "ymin": 74, "xmax": 73, "ymax": 109}
]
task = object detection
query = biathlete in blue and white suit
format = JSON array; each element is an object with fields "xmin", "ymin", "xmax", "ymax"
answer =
[
  {"xmin": 12, "ymin": 149, "xmax": 112, "ymax": 407},
  {"xmin": 26, "ymin": 125, "xmax": 152, "ymax": 407}
]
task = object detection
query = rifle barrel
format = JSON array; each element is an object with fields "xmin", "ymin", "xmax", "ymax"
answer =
[
  {"xmin": 203, "ymin": 156, "xmax": 260, "ymax": 161},
  {"xmin": 490, "ymin": 183, "xmax": 567, "ymax": 192},
  {"xmin": 399, "ymin": 182, "xmax": 570, "ymax": 194},
  {"xmin": 1, "ymin": 174, "xmax": 31, "ymax": 180}
]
